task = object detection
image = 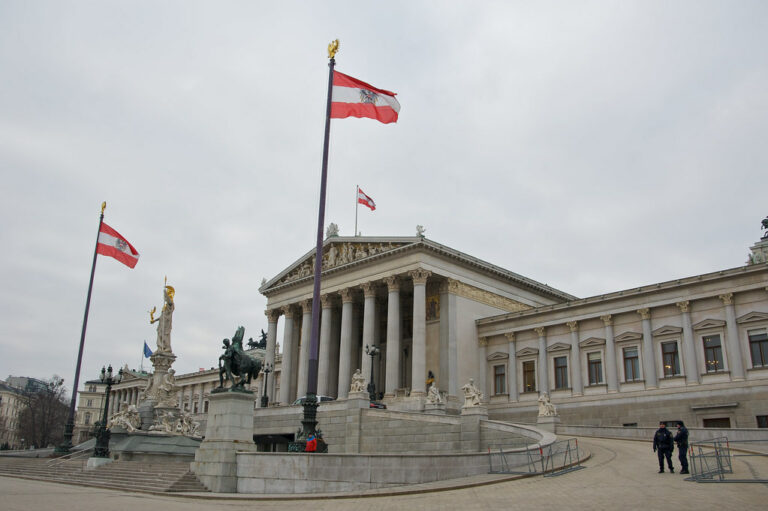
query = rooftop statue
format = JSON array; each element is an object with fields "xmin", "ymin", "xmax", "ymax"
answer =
[
  {"xmin": 762, "ymin": 216, "xmax": 768, "ymax": 239},
  {"xmin": 246, "ymin": 329, "xmax": 268, "ymax": 350},
  {"xmin": 218, "ymin": 326, "xmax": 263, "ymax": 392}
]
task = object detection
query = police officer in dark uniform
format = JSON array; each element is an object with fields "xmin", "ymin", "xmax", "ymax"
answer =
[
  {"xmin": 674, "ymin": 421, "xmax": 690, "ymax": 474},
  {"xmin": 653, "ymin": 421, "xmax": 674, "ymax": 473}
]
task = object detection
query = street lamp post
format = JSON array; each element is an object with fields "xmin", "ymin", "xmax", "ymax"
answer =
[
  {"xmin": 260, "ymin": 362, "xmax": 273, "ymax": 408},
  {"xmin": 365, "ymin": 345, "xmax": 380, "ymax": 402},
  {"xmin": 93, "ymin": 365, "xmax": 122, "ymax": 458}
]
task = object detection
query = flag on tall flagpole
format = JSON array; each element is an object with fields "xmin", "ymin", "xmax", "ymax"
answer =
[
  {"xmin": 331, "ymin": 71, "xmax": 400, "ymax": 124},
  {"xmin": 357, "ymin": 187, "xmax": 376, "ymax": 211},
  {"xmin": 97, "ymin": 223, "xmax": 140, "ymax": 268},
  {"xmin": 143, "ymin": 341, "xmax": 153, "ymax": 358}
]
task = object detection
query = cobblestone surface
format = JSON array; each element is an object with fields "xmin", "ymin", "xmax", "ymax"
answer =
[{"xmin": 2, "ymin": 437, "xmax": 767, "ymax": 510}]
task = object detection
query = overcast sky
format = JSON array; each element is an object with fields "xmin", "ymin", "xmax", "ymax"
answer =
[{"xmin": 1, "ymin": 1, "xmax": 766, "ymax": 396}]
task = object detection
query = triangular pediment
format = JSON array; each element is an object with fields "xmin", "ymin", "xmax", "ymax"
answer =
[
  {"xmin": 736, "ymin": 311, "xmax": 768, "ymax": 324},
  {"xmin": 652, "ymin": 325, "xmax": 683, "ymax": 336},
  {"xmin": 546, "ymin": 342, "xmax": 571, "ymax": 352},
  {"xmin": 579, "ymin": 337, "xmax": 606, "ymax": 348},
  {"xmin": 260, "ymin": 237, "xmax": 415, "ymax": 293},
  {"xmin": 615, "ymin": 331, "xmax": 643, "ymax": 343},
  {"xmin": 487, "ymin": 351, "xmax": 509, "ymax": 361},
  {"xmin": 692, "ymin": 319, "xmax": 726, "ymax": 330},
  {"xmin": 516, "ymin": 347, "xmax": 539, "ymax": 357}
]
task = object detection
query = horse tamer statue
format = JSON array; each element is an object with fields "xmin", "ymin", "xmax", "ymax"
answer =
[{"xmin": 218, "ymin": 326, "xmax": 262, "ymax": 391}]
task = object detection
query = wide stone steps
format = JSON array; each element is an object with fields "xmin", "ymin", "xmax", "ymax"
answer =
[{"xmin": 0, "ymin": 457, "xmax": 208, "ymax": 492}]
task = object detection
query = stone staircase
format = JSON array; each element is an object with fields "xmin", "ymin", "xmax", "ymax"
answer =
[{"xmin": 0, "ymin": 456, "xmax": 208, "ymax": 492}]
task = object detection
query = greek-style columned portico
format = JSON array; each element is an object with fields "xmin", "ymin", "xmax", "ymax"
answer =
[{"xmin": 259, "ymin": 235, "xmax": 571, "ymax": 410}]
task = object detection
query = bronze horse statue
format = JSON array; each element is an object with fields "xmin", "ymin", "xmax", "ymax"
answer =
[{"xmin": 218, "ymin": 326, "xmax": 262, "ymax": 390}]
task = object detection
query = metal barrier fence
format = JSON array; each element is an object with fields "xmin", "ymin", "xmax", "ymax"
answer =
[
  {"xmin": 488, "ymin": 438, "xmax": 584, "ymax": 477},
  {"xmin": 689, "ymin": 437, "xmax": 768, "ymax": 483}
]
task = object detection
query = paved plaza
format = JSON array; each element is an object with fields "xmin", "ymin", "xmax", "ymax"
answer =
[{"xmin": 1, "ymin": 437, "xmax": 767, "ymax": 511}]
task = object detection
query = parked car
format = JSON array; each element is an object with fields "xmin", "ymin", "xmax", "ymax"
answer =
[{"xmin": 292, "ymin": 395, "xmax": 335, "ymax": 405}]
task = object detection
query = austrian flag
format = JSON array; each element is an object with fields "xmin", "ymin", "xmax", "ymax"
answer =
[
  {"xmin": 97, "ymin": 222, "xmax": 140, "ymax": 268},
  {"xmin": 331, "ymin": 71, "xmax": 400, "ymax": 124},
  {"xmin": 357, "ymin": 188, "xmax": 376, "ymax": 211}
]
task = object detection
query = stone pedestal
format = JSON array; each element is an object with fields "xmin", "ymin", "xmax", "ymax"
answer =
[
  {"xmin": 424, "ymin": 402, "xmax": 446, "ymax": 415},
  {"xmin": 536, "ymin": 415, "xmax": 561, "ymax": 434},
  {"xmin": 749, "ymin": 238, "xmax": 768, "ymax": 265},
  {"xmin": 86, "ymin": 457, "xmax": 113, "ymax": 469},
  {"xmin": 460, "ymin": 405, "xmax": 488, "ymax": 453},
  {"xmin": 191, "ymin": 391, "xmax": 258, "ymax": 493}
]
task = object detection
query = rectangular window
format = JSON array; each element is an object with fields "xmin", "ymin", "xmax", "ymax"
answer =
[
  {"xmin": 703, "ymin": 334, "xmax": 724, "ymax": 372},
  {"xmin": 523, "ymin": 361, "xmax": 536, "ymax": 392},
  {"xmin": 624, "ymin": 347, "xmax": 640, "ymax": 381},
  {"xmin": 588, "ymin": 352, "xmax": 603, "ymax": 385},
  {"xmin": 84, "ymin": 412, "xmax": 91, "ymax": 425},
  {"xmin": 86, "ymin": 399, "xmax": 93, "ymax": 407},
  {"xmin": 554, "ymin": 356, "xmax": 568, "ymax": 389},
  {"xmin": 749, "ymin": 329, "xmax": 768, "ymax": 367},
  {"xmin": 493, "ymin": 365, "xmax": 506, "ymax": 395},
  {"xmin": 757, "ymin": 415, "xmax": 768, "ymax": 428},
  {"xmin": 204, "ymin": 401, "xmax": 209, "ymax": 413},
  {"xmin": 661, "ymin": 341, "xmax": 680, "ymax": 377},
  {"xmin": 702, "ymin": 417, "xmax": 731, "ymax": 428}
]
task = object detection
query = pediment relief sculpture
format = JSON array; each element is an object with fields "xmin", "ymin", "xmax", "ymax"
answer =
[{"xmin": 276, "ymin": 241, "xmax": 407, "ymax": 285}]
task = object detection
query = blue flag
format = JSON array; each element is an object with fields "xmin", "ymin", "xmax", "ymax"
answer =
[{"xmin": 143, "ymin": 341, "xmax": 153, "ymax": 358}]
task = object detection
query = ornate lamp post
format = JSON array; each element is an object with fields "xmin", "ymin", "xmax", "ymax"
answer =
[
  {"xmin": 260, "ymin": 362, "xmax": 273, "ymax": 408},
  {"xmin": 93, "ymin": 365, "xmax": 122, "ymax": 458},
  {"xmin": 365, "ymin": 344, "xmax": 380, "ymax": 402}
]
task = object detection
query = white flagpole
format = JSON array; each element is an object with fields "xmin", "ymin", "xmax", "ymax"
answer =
[{"xmin": 355, "ymin": 185, "xmax": 359, "ymax": 236}]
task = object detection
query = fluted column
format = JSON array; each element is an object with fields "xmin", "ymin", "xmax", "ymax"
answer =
[
  {"xmin": 361, "ymin": 283, "xmax": 377, "ymax": 388},
  {"xmin": 317, "ymin": 294, "xmax": 334, "ymax": 396},
  {"xmin": 478, "ymin": 336, "xmax": 489, "ymax": 399},
  {"xmin": 279, "ymin": 305, "xmax": 296, "ymax": 405},
  {"xmin": 505, "ymin": 333, "xmax": 518, "ymax": 401},
  {"xmin": 567, "ymin": 321, "xmax": 583, "ymax": 395},
  {"xmin": 337, "ymin": 288, "xmax": 355, "ymax": 398},
  {"xmin": 178, "ymin": 385, "xmax": 184, "ymax": 409},
  {"xmin": 720, "ymin": 293, "xmax": 745, "ymax": 380},
  {"xmin": 676, "ymin": 301, "xmax": 700, "ymax": 384},
  {"xmin": 297, "ymin": 299, "xmax": 312, "ymax": 398},
  {"xmin": 265, "ymin": 308, "xmax": 280, "ymax": 402},
  {"xmin": 197, "ymin": 383, "xmax": 205, "ymax": 412},
  {"xmin": 535, "ymin": 327, "xmax": 548, "ymax": 394},
  {"xmin": 638, "ymin": 308, "xmax": 657, "ymax": 388},
  {"xmin": 602, "ymin": 315, "xmax": 619, "ymax": 392},
  {"xmin": 410, "ymin": 268, "xmax": 431, "ymax": 396},
  {"xmin": 384, "ymin": 276, "xmax": 401, "ymax": 396}
]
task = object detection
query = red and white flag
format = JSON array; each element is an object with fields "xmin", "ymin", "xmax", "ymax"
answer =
[
  {"xmin": 357, "ymin": 188, "xmax": 376, "ymax": 211},
  {"xmin": 97, "ymin": 222, "xmax": 140, "ymax": 268},
  {"xmin": 331, "ymin": 71, "xmax": 400, "ymax": 124}
]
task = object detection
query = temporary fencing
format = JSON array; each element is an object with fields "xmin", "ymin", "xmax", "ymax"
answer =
[
  {"xmin": 488, "ymin": 438, "xmax": 584, "ymax": 477},
  {"xmin": 688, "ymin": 437, "xmax": 768, "ymax": 483}
]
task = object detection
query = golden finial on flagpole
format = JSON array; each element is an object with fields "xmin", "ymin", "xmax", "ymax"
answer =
[
  {"xmin": 101, "ymin": 202, "xmax": 106, "ymax": 214},
  {"xmin": 328, "ymin": 39, "xmax": 339, "ymax": 59}
]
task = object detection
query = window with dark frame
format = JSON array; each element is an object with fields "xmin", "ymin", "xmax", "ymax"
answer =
[
  {"xmin": 662, "ymin": 341, "xmax": 680, "ymax": 377},
  {"xmin": 554, "ymin": 356, "xmax": 568, "ymax": 389},
  {"xmin": 749, "ymin": 329, "xmax": 768, "ymax": 367},
  {"xmin": 703, "ymin": 334, "xmax": 724, "ymax": 372},
  {"xmin": 588, "ymin": 352, "xmax": 603, "ymax": 385},
  {"xmin": 757, "ymin": 415, "xmax": 768, "ymax": 428},
  {"xmin": 624, "ymin": 346, "xmax": 640, "ymax": 381},
  {"xmin": 493, "ymin": 364, "xmax": 506, "ymax": 395},
  {"xmin": 523, "ymin": 360, "xmax": 536, "ymax": 392}
]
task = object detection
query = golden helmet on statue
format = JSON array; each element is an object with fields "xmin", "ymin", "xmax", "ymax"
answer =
[{"xmin": 165, "ymin": 285, "xmax": 175, "ymax": 302}]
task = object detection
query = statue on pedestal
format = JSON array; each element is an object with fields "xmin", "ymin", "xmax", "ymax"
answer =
[
  {"xmin": 537, "ymin": 393, "xmax": 558, "ymax": 417},
  {"xmin": 217, "ymin": 326, "xmax": 263, "ymax": 392},
  {"xmin": 107, "ymin": 404, "xmax": 141, "ymax": 432},
  {"xmin": 149, "ymin": 280, "xmax": 175, "ymax": 354},
  {"xmin": 426, "ymin": 382, "xmax": 443, "ymax": 404},
  {"xmin": 349, "ymin": 369, "xmax": 366, "ymax": 393},
  {"xmin": 461, "ymin": 378, "xmax": 483, "ymax": 408}
]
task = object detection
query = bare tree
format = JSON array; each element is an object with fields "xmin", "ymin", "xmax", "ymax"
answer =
[{"xmin": 17, "ymin": 376, "xmax": 69, "ymax": 449}]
